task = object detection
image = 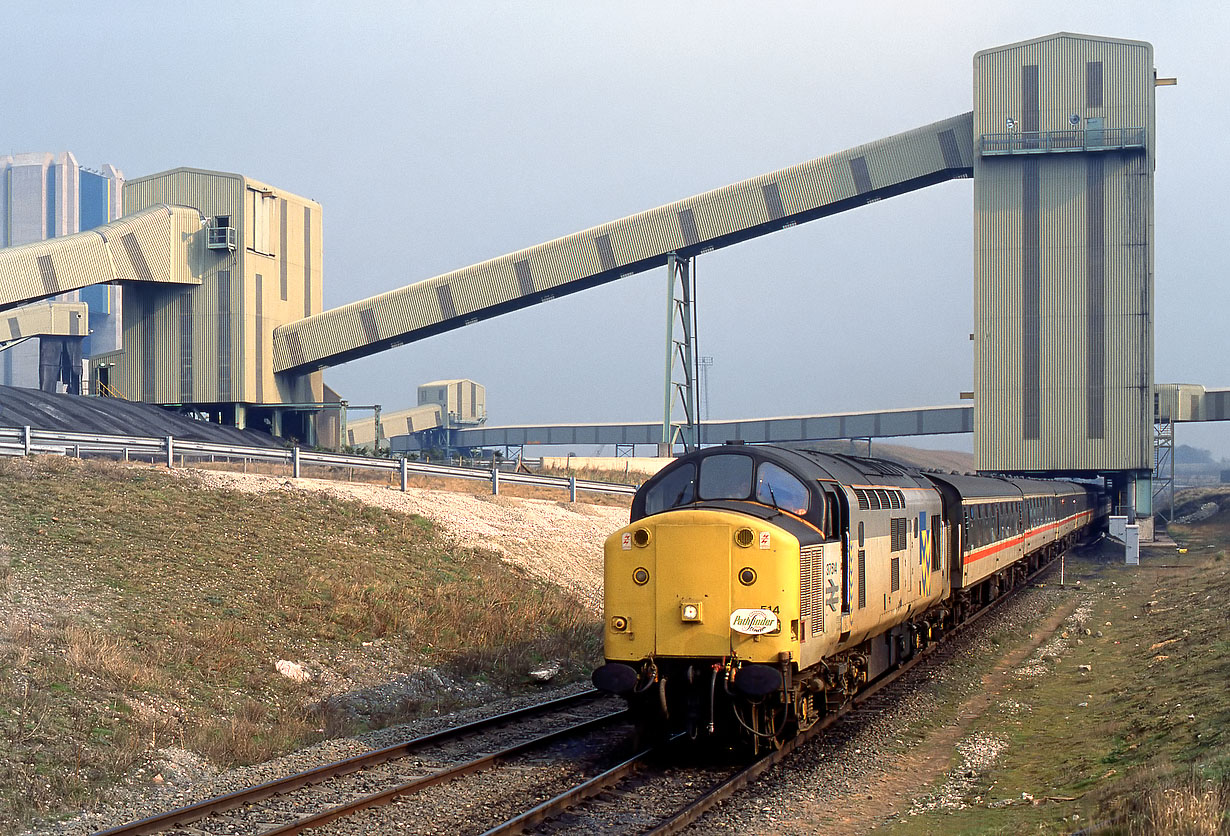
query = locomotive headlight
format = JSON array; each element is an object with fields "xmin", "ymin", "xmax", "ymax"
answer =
[{"xmin": 681, "ymin": 601, "xmax": 702, "ymax": 622}]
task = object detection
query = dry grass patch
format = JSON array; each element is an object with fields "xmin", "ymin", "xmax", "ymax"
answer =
[
  {"xmin": 1101, "ymin": 767, "xmax": 1230, "ymax": 835},
  {"xmin": 63, "ymin": 625, "xmax": 158, "ymax": 690}
]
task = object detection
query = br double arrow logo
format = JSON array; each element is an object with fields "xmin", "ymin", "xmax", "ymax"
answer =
[{"xmin": 825, "ymin": 576, "xmax": 840, "ymax": 612}]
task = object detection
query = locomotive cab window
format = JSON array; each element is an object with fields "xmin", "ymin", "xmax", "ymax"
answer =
[
  {"xmin": 755, "ymin": 462, "xmax": 809, "ymax": 515},
  {"xmin": 698, "ymin": 454, "xmax": 754, "ymax": 501},
  {"xmin": 644, "ymin": 463, "xmax": 696, "ymax": 515}
]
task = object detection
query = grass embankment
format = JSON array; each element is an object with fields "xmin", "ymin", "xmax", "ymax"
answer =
[
  {"xmin": 0, "ymin": 456, "xmax": 601, "ymax": 833},
  {"xmin": 888, "ymin": 487, "xmax": 1230, "ymax": 836}
]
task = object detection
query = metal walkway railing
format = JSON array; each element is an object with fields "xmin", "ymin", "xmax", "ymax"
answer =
[{"xmin": 980, "ymin": 127, "xmax": 1146, "ymax": 156}]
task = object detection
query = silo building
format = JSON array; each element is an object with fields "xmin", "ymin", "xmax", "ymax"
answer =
[{"xmin": 0, "ymin": 151, "xmax": 125, "ymax": 386}]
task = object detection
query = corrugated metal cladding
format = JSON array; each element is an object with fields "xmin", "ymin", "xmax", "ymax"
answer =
[
  {"xmin": 417, "ymin": 378, "xmax": 486, "ymax": 422},
  {"xmin": 0, "ymin": 205, "xmax": 200, "ymax": 312},
  {"xmin": 114, "ymin": 168, "xmax": 324, "ymax": 406},
  {"xmin": 0, "ymin": 301, "xmax": 88, "ymax": 340},
  {"xmin": 1154, "ymin": 384, "xmax": 1208, "ymax": 422},
  {"xmin": 273, "ymin": 112, "xmax": 976, "ymax": 373},
  {"xmin": 973, "ymin": 34, "xmax": 1155, "ymax": 473},
  {"xmin": 346, "ymin": 404, "xmax": 445, "ymax": 446}
]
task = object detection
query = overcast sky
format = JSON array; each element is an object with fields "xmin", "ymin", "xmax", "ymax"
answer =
[{"xmin": 4, "ymin": 1, "xmax": 1228, "ymax": 457}]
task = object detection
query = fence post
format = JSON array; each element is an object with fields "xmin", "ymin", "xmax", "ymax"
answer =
[
  {"xmin": 492, "ymin": 463, "xmax": 500, "ymax": 496},
  {"xmin": 293, "ymin": 446, "xmax": 301, "ymax": 479},
  {"xmin": 123, "ymin": 447, "xmax": 129, "ymax": 462},
  {"xmin": 23, "ymin": 426, "xmax": 31, "ymax": 456},
  {"xmin": 569, "ymin": 476, "xmax": 577, "ymax": 503},
  {"xmin": 73, "ymin": 445, "xmax": 81, "ymax": 459},
  {"xmin": 165, "ymin": 436, "xmax": 174, "ymax": 468},
  {"xmin": 400, "ymin": 457, "xmax": 408, "ymax": 492}
]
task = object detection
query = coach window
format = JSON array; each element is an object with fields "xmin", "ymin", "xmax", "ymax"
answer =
[
  {"xmin": 755, "ymin": 462, "xmax": 809, "ymax": 515},
  {"xmin": 699, "ymin": 454, "xmax": 754, "ymax": 501},
  {"xmin": 644, "ymin": 463, "xmax": 696, "ymax": 515}
]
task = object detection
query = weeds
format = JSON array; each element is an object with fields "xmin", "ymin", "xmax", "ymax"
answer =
[{"xmin": 1102, "ymin": 767, "xmax": 1230, "ymax": 835}]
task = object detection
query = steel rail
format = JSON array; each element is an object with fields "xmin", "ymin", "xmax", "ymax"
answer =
[
  {"xmin": 644, "ymin": 551, "xmax": 1070, "ymax": 835},
  {"xmin": 477, "ymin": 746, "xmax": 655, "ymax": 836},
  {"xmin": 257, "ymin": 710, "xmax": 629, "ymax": 835},
  {"xmin": 90, "ymin": 689, "xmax": 607, "ymax": 836}
]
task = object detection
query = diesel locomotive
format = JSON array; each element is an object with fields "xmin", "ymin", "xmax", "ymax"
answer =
[{"xmin": 591, "ymin": 443, "xmax": 1106, "ymax": 751}]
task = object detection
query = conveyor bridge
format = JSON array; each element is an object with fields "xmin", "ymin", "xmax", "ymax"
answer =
[{"xmin": 272, "ymin": 113, "xmax": 976, "ymax": 374}]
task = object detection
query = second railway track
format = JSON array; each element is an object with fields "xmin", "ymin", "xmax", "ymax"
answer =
[{"xmin": 91, "ymin": 689, "xmax": 630, "ymax": 836}]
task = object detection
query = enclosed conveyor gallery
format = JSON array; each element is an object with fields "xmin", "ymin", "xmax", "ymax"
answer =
[{"xmin": 272, "ymin": 113, "xmax": 976, "ymax": 374}]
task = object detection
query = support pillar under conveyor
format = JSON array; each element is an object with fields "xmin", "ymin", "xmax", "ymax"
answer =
[
  {"xmin": 1152, "ymin": 417, "xmax": 1175, "ymax": 524},
  {"xmin": 660, "ymin": 252, "xmax": 701, "ymax": 457},
  {"xmin": 1106, "ymin": 470, "xmax": 1155, "ymax": 542},
  {"xmin": 38, "ymin": 336, "xmax": 85, "ymax": 395}
]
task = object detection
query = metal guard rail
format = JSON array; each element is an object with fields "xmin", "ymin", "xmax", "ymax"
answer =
[
  {"xmin": 0, "ymin": 426, "xmax": 638, "ymax": 499},
  {"xmin": 980, "ymin": 126, "xmax": 1146, "ymax": 155}
]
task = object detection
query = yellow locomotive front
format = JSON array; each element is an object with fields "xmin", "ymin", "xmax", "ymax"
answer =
[
  {"xmin": 596, "ymin": 508, "xmax": 804, "ymax": 746},
  {"xmin": 603, "ymin": 507, "xmax": 800, "ymax": 664},
  {"xmin": 592, "ymin": 445, "xmax": 827, "ymax": 749}
]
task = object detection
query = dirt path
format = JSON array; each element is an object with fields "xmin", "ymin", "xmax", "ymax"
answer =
[{"xmin": 795, "ymin": 596, "xmax": 1082, "ymax": 834}]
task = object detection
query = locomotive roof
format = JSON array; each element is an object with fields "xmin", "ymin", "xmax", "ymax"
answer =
[
  {"xmin": 662, "ymin": 444, "xmax": 935, "ymax": 490},
  {"xmin": 645, "ymin": 445, "xmax": 1093, "ymax": 501}
]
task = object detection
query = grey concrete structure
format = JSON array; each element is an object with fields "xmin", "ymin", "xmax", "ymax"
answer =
[{"xmin": 972, "ymin": 34, "xmax": 1155, "ymax": 475}]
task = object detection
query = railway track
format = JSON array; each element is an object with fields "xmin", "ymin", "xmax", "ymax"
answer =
[
  {"xmin": 476, "ymin": 552, "xmax": 1069, "ymax": 835},
  {"xmin": 90, "ymin": 689, "xmax": 626, "ymax": 836},
  {"xmin": 92, "ymin": 552, "xmax": 1070, "ymax": 836}
]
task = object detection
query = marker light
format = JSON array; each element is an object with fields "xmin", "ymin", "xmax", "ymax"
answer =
[{"xmin": 611, "ymin": 616, "xmax": 628, "ymax": 632}]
